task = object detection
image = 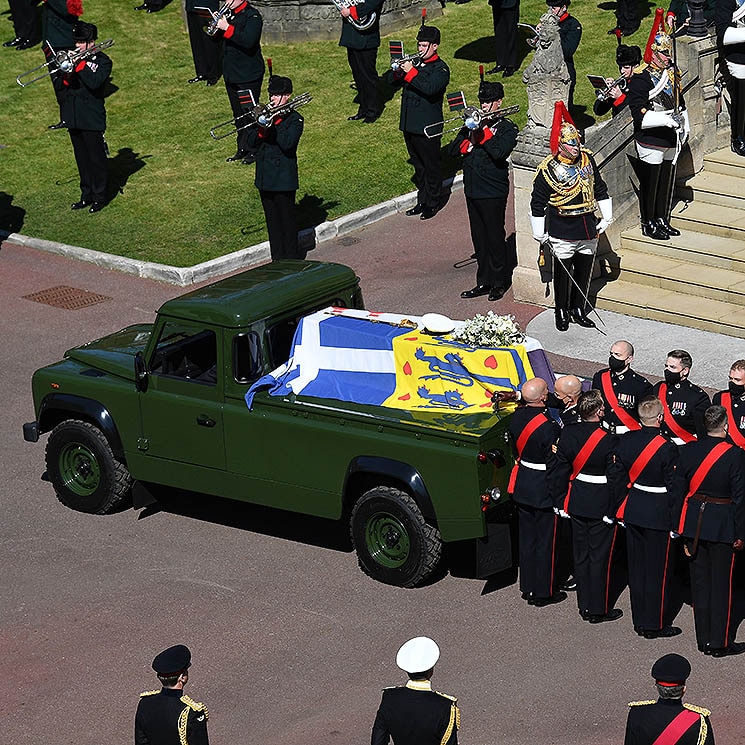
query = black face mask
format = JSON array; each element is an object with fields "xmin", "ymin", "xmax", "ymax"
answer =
[
  {"xmin": 545, "ymin": 392, "xmax": 566, "ymax": 411},
  {"xmin": 729, "ymin": 381, "xmax": 745, "ymax": 398},
  {"xmin": 664, "ymin": 369, "xmax": 682, "ymax": 385},
  {"xmin": 608, "ymin": 355, "xmax": 626, "ymax": 372}
]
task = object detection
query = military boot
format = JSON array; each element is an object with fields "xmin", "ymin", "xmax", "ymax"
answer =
[
  {"xmin": 553, "ymin": 255, "xmax": 571, "ymax": 332},
  {"xmin": 638, "ymin": 161, "xmax": 668, "ymax": 240},
  {"xmin": 655, "ymin": 160, "xmax": 681, "ymax": 237},
  {"xmin": 568, "ymin": 253, "xmax": 596, "ymax": 328}
]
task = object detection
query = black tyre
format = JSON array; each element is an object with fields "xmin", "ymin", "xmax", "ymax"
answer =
[
  {"xmin": 350, "ymin": 486, "xmax": 443, "ymax": 588},
  {"xmin": 45, "ymin": 420, "xmax": 132, "ymax": 514}
]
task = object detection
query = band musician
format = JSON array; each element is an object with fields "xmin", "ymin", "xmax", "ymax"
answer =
[
  {"xmin": 592, "ymin": 44, "xmax": 641, "ymax": 118},
  {"xmin": 186, "ymin": 0, "xmax": 222, "ymax": 86}
]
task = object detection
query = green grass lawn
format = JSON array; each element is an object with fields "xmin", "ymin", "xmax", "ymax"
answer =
[{"xmin": 0, "ymin": 0, "xmax": 658, "ymax": 266}]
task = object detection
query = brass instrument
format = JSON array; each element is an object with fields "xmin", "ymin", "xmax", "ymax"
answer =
[
  {"xmin": 424, "ymin": 104, "xmax": 519, "ymax": 139},
  {"xmin": 16, "ymin": 39, "xmax": 114, "ymax": 87},
  {"xmin": 519, "ymin": 22, "xmax": 539, "ymax": 48},
  {"xmin": 330, "ymin": 0, "xmax": 377, "ymax": 31},
  {"xmin": 390, "ymin": 52, "xmax": 421, "ymax": 71},
  {"xmin": 592, "ymin": 74, "xmax": 628, "ymax": 102},
  {"xmin": 210, "ymin": 92, "xmax": 312, "ymax": 140},
  {"xmin": 196, "ymin": 2, "xmax": 233, "ymax": 37}
]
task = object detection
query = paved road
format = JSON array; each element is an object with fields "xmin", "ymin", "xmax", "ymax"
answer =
[{"xmin": 2, "ymin": 197, "xmax": 744, "ymax": 745}]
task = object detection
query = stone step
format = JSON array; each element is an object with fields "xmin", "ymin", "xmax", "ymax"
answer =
[
  {"xmin": 702, "ymin": 147, "xmax": 745, "ymax": 177},
  {"xmin": 669, "ymin": 200, "xmax": 745, "ymax": 239},
  {"xmin": 680, "ymin": 171, "xmax": 745, "ymax": 210},
  {"xmin": 595, "ymin": 279, "xmax": 745, "ymax": 339}
]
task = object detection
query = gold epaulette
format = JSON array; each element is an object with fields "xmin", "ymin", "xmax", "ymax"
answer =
[
  {"xmin": 435, "ymin": 690, "xmax": 457, "ymax": 702},
  {"xmin": 628, "ymin": 700, "xmax": 656, "ymax": 707},
  {"xmin": 139, "ymin": 690, "xmax": 160, "ymax": 698},
  {"xmin": 180, "ymin": 694, "xmax": 209, "ymax": 718},
  {"xmin": 634, "ymin": 62, "xmax": 648, "ymax": 74},
  {"xmin": 582, "ymin": 146, "xmax": 595, "ymax": 157},
  {"xmin": 534, "ymin": 154, "xmax": 555, "ymax": 181},
  {"xmin": 684, "ymin": 703, "xmax": 711, "ymax": 717}
]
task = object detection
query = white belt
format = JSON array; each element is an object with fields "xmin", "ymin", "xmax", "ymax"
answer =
[
  {"xmin": 602, "ymin": 422, "xmax": 630, "ymax": 434},
  {"xmin": 632, "ymin": 483, "xmax": 667, "ymax": 493},
  {"xmin": 520, "ymin": 460, "xmax": 547, "ymax": 471},
  {"xmin": 575, "ymin": 473, "xmax": 608, "ymax": 484}
]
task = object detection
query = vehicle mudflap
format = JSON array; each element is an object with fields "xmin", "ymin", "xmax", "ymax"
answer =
[{"xmin": 132, "ymin": 481, "xmax": 158, "ymax": 510}]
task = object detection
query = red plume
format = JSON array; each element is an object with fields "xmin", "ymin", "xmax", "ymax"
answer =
[
  {"xmin": 421, "ymin": 7, "xmax": 426, "ymax": 25},
  {"xmin": 479, "ymin": 64, "xmax": 484, "ymax": 81},
  {"xmin": 613, "ymin": 27, "xmax": 622, "ymax": 44},
  {"xmin": 67, "ymin": 0, "xmax": 83, "ymax": 16},
  {"xmin": 549, "ymin": 100, "xmax": 574, "ymax": 154},
  {"xmin": 643, "ymin": 7, "xmax": 665, "ymax": 64},
  {"xmin": 267, "ymin": 57, "xmax": 273, "ymax": 76}
]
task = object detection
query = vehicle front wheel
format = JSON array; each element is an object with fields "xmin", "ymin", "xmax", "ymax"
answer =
[
  {"xmin": 45, "ymin": 420, "xmax": 132, "ymax": 514},
  {"xmin": 350, "ymin": 486, "xmax": 443, "ymax": 588}
]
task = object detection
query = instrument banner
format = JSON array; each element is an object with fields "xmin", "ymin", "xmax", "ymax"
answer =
[{"xmin": 245, "ymin": 308, "xmax": 538, "ymax": 413}]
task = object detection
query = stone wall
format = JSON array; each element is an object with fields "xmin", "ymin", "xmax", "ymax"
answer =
[{"xmin": 253, "ymin": 0, "xmax": 443, "ymax": 44}]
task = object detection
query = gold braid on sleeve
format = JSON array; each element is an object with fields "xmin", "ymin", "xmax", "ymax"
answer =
[
  {"xmin": 178, "ymin": 707, "xmax": 190, "ymax": 745},
  {"xmin": 439, "ymin": 702, "xmax": 459, "ymax": 745}
]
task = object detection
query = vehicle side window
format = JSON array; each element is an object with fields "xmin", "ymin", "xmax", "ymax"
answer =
[
  {"xmin": 233, "ymin": 332, "xmax": 263, "ymax": 384},
  {"xmin": 150, "ymin": 322, "xmax": 217, "ymax": 385}
]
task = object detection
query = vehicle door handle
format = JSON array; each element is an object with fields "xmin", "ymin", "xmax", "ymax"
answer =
[{"xmin": 196, "ymin": 415, "xmax": 216, "ymax": 428}]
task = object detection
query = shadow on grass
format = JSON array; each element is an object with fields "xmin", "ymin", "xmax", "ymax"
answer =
[
  {"xmin": 0, "ymin": 192, "xmax": 26, "ymax": 234},
  {"xmin": 297, "ymin": 193, "xmax": 340, "ymax": 232},
  {"xmin": 453, "ymin": 36, "xmax": 494, "ymax": 63},
  {"xmin": 107, "ymin": 147, "xmax": 149, "ymax": 204}
]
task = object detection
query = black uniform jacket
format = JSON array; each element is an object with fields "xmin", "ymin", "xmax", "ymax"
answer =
[
  {"xmin": 509, "ymin": 406, "xmax": 561, "ymax": 508},
  {"xmin": 558, "ymin": 13, "xmax": 581, "ymax": 61},
  {"xmin": 549, "ymin": 421, "xmax": 622, "ymax": 518},
  {"xmin": 653, "ymin": 379, "xmax": 710, "ymax": 440},
  {"xmin": 674, "ymin": 435, "xmax": 745, "ymax": 543},
  {"xmin": 371, "ymin": 685, "xmax": 458, "ymax": 745},
  {"xmin": 42, "ymin": 0, "xmax": 78, "ymax": 48},
  {"xmin": 246, "ymin": 109, "xmax": 303, "ymax": 192},
  {"xmin": 449, "ymin": 117, "xmax": 518, "ymax": 199},
  {"xmin": 592, "ymin": 367, "xmax": 653, "ymax": 431},
  {"xmin": 396, "ymin": 55, "xmax": 450, "ymax": 134},
  {"xmin": 614, "ymin": 427, "xmax": 680, "ymax": 530},
  {"xmin": 716, "ymin": 0, "xmax": 745, "ymax": 64},
  {"xmin": 222, "ymin": 1, "xmax": 264, "ymax": 83},
  {"xmin": 135, "ymin": 688, "xmax": 209, "ymax": 745},
  {"xmin": 627, "ymin": 65, "xmax": 686, "ymax": 149},
  {"xmin": 61, "ymin": 51, "xmax": 112, "ymax": 131},
  {"xmin": 593, "ymin": 91, "xmax": 629, "ymax": 118},
  {"xmin": 624, "ymin": 699, "xmax": 714, "ymax": 745},
  {"xmin": 713, "ymin": 388, "xmax": 745, "ymax": 448},
  {"xmin": 339, "ymin": 0, "xmax": 384, "ymax": 50}
]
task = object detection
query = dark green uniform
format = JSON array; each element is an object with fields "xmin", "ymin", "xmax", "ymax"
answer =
[
  {"xmin": 41, "ymin": 0, "xmax": 80, "ymax": 124},
  {"xmin": 185, "ymin": 0, "xmax": 222, "ymax": 84},
  {"xmin": 557, "ymin": 12, "xmax": 582, "ymax": 108}
]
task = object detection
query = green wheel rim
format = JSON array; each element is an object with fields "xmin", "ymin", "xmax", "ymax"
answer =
[
  {"xmin": 365, "ymin": 511, "xmax": 411, "ymax": 569},
  {"xmin": 59, "ymin": 442, "xmax": 101, "ymax": 497}
]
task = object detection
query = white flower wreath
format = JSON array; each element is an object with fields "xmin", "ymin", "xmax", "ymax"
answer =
[{"xmin": 451, "ymin": 311, "xmax": 525, "ymax": 348}]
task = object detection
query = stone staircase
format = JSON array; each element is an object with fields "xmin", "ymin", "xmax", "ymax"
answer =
[{"xmin": 595, "ymin": 148, "xmax": 745, "ymax": 339}]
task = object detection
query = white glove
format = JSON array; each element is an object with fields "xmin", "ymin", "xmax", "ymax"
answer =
[
  {"xmin": 596, "ymin": 197, "xmax": 613, "ymax": 234},
  {"xmin": 641, "ymin": 110, "xmax": 679, "ymax": 130},
  {"xmin": 559, "ymin": 509, "xmax": 570, "ymax": 519},
  {"xmin": 681, "ymin": 109, "xmax": 690, "ymax": 144},
  {"xmin": 530, "ymin": 215, "xmax": 548, "ymax": 242},
  {"xmin": 464, "ymin": 116, "xmax": 479, "ymax": 130},
  {"xmin": 602, "ymin": 515, "xmax": 614, "ymax": 525},
  {"xmin": 724, "ymin": 26, "xmax": 745, "ymax": 45}
]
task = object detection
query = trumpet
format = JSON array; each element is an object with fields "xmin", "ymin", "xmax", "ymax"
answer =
[
  {"xmin": 16, "ymin": 39, "xmax": 114, "ymax": 87},
  {"xmin": 424, "ymin": 104, "xmax": 519, "ymax": 139},
  {"xmin": 209, "ymin": 92, "xmax": 312, "ymax": 140},
  {"xmin": 390, "ymin": 53, "xmax": 421, "ymax": 71},
  {"xmin": 196, "ymin": 2, "xmax": 233, "ymax": 37},
  {"xmin": 594, "ymin": 74, "xmax": 628, "ymax": 102},
  {"xmin": 330, "ymin": 0, "xmax": 377, "ymax": 31}
]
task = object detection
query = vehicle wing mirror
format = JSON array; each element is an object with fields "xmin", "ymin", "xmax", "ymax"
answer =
[{"xmin": 134, "ymin": 351, "xmax": 149, "ymax": 392}]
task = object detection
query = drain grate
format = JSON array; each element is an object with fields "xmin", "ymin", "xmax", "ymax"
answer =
[
  {"xmin": 337, "ymin": 236, "xmax": 359, "ymax": 246},
  {"xmin": 23, "ymin": 285, "xmax": 112, "ymax": 310}
]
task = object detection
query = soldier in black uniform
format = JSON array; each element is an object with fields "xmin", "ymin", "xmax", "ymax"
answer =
[
  {"xmin": 185, "ymin": 0, "xmax": 222, "ymax": 86},
  {"xmin": 716, "ymin": 0, "xmax": 745, "ymax": 155},
  {"xmin": 549, "ymin": 389, "xmax": 624, "ymax": 622},
  {"xmin": 215, "ymin": 0, "xmax": 264, "ymax": 164},
  {"xmin": 134, "ymin": 0, "xmax": 164, "ymax": 12},
  {"xmin": 545, "ymin": 0, "xmax": 582, "ymax": 108},
  {"xmin": 393, "ymin": 24, "xmax": 450, "ymax": 221},
  {"xmin": 554, "ymin": 374, "xmax": 583, "ymax": 426},
  {"xmin": 653, "ymin": 350, "xmax": 710, "ymax": 444},
  {"xmin": 712, "ymin": 359, "xmax": 745, "ymax": 449},
  {"xmin": 530, "ymin": 104, "xmax": 612, "ymax": 331},
  {"xmin": 4, "ymin": 0, "xmax": 39, "ymax": 48},
  {"xmin": 674, "ymin": 405, "xmax": 745, "ymax": 656},
  {"xmin": 508, "ymin": 378, "xmax": 565, "ymax": 606},
  {"xmin": 486, "ymin": 0, "xmax": 519, "ymax": 77},
  {"xmin": 592, "ymin": 44, "xmax": 641, "ymax": 118},
  {"xmin": 371, "ymin": 636, "xmax": 459, "ymax": 745},
  {"xmin": 451, "ymin": 78, "xmax": 518, "ymax": 301},
  {"xmin": 338, "ymin": 0, "xmax": 384, "ymax": 123},
  {"xmin": 62, "ymin": 21, "xmax": 111, "ymax": 213},
  {"xmin": 592, "ymin": 340, "xmax": 653, "ymax": 434},
  {"xmin": 627, "ymin": 13, "xmax": 688, "ymax": 240},
  {"xmin": 615, "ymin": 396, "xmax": 681, "ymax": 638},
  {"xmin": 624, "ymin": 654, "xmax": 714, "ymax": 745},
  {"xmin": 245, "ymin": 75, "xmax": 304, "ymax": 260},
  {"xmin": 135, "ymin": 644, "xmax": 209, "ymax": 745}
]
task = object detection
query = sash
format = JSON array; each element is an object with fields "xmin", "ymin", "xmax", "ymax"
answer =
[
  {"xmin": 563, "ymin": 428, "xmax": 607, "ymax": 512},
  {"xmin": 508, "ymin": 412, "xmax": 549, "ymax": 493},
  {"xmin": 616, "ymin": 435, "xmax": 667, "ymax": 520},
  {"xmin": 600, "ymin": 371, "xmax": 641, "ymax": 431},
  {"xmin": 651, "ymin": 709, "xmax": 701, "ymax": 745},
  {"xmin": 721, "ymin": 392, "xmax": 745, "ymax": 449},
  {"xmin": 658, "ymin": 383, "xmax": 696, "ymax": 443},
  {"xmin": 677, "ymin": 441, "xmax": 733, "ymax": 534}
]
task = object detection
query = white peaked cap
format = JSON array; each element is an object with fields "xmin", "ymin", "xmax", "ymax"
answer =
[{"xmin": 396, "ymin": 636, "xmax": 440, "ymax": 673}]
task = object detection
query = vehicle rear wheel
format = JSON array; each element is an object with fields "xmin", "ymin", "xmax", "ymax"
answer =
[
  {"xmin": 350, "ymin": 486, "xmax": 442, "ymax": 588},
  {"xmin": 45, "ymin": 420, "xmax": 132, "ymax": 514}
]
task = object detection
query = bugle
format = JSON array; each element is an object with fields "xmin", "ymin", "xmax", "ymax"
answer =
[
  {"xmin": 330, "ymin": 0, "xmax": 377, "ymax": 31},
  {"xmin": 195, "ymin": 2, "xmax": 233, "ymax": 37},
  {"xmin": 518, "ymin": 22, "xmax": 539, "ymax": 48},
  {"xmin": 424, "ymin": 104, "xmax": 519, "ymax": 139},
  {"xmin": 209, "ymin": 92, "xmax": 312, "ymax": 141},
  {"xmin": 592, "ymin": 74, "xmax": 628, "ymax": 101},
  {"xmin": 16, "ymin": 38, "xmax": 114, "ymax": 87}
]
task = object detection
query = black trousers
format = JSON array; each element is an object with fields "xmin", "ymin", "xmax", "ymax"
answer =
[
  {"xmin": 615, "ymin": 0, "xmax": 639, "ymax": 33},
  {"xmin": 347, "ymin": 47, "xmax": 380, "ymax": 119},
  {"xmin": 572, "ymin": 516, "xmax": 618, "ymax": 615},
  {"xmin": 626, "ymin": 524, "xmax": 674, "ymax": 631},
  {"xmin": 728, "ymin": 76, "xmax": 745, "ymax": 141},
  {"xmin": 403, "ymin": 131, "xmax": 442, "ymax": 210},
  {"xmin": 517, "ymin": 504, "xmax": 559, "ymax": 598},
  {"xmin": 68, "ymin": 129, "xmax": 108, "ymax": 203},
  {"xmin": 9, "ymin": 0, "xmax": 38, "ymax": 39},
  {"xmin": 260, "ymin": 190, "xmax": 304, "ymax": 260},
  {"xmin": 187, "ymin": 11, "xmax": 222, "ymax": 81},
  {"xmin": 491, "ymin": 2, "xmax": 519, "ymax": 69},
  {"xmin": 225, "ymin": 77, "xmax": 263, "ymax": 154},
  {"xmin": 466, "ymin": 196, "xmax": 508, "ymax": 290},
  {"xmin": 687, "ymin": 539, "xmax": 738, "ymax": 649}
]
